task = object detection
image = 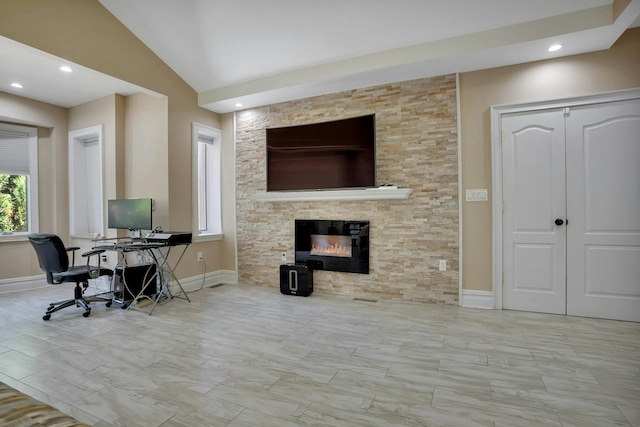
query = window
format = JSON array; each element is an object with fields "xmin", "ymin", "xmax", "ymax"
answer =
[
  {"xmin": 69, "ymin": 125, "xmax": 104, "ymax": 238},
  {"xmin": 0, "ymin": 123, "xmax": 38, "ymax": 240},
  {"xmin": 192, "ymin": 123, "xmax": 222, "ymax": 240}
]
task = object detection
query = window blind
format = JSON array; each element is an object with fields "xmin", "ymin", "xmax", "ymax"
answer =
[
  {"xmin": 197, "ymin": 139, "xmax": 209, "ymax": 231},
  {"xmin": 84, "ymin": 140, "xmax": 102, "ymax": 234},
  {"xmin": 0, "ymin": 130, "xmax": 30, "ymax": 174}
]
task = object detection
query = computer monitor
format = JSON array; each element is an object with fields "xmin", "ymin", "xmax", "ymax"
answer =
[{"xmin": 107, "ymin": 198, "xmax": 153, "ymax": 232}]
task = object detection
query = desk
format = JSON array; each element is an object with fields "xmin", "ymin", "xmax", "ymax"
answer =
[{"xmin": 94, "ymin": 239, "xmax": 191, "ymax": 314}]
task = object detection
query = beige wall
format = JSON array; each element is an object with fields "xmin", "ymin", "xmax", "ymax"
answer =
[
  {"xmin": 2, "ymin": 0, "xmax": 637, "ymax": 297},
  {"xmin": 0, "ymin": 92, "xmax": 68, "ymax": 279},
  {"xmin": 0, "ymin": 91, "xmax": 174, "ymax": 277},
  {"xmin": 236, "ymin": 76, "xmax": 460, "ymax": 303},
  {"xmin": 459, "ymin": 27, "xmax": 640, "ymax": 292},
  {"xmin": 124, "ymin": 93, "xmax": 169, "ymax": 229},
  {"xmin": 68, "ymin": 94, "xmax": 120, "ymax": 252},
  {"xmin": 68, "ymin": 93, "xmax": 124, "ymax": 212},
  {"xmin": 67, "ymin": 93, "xmax": 171, "ymax": 265},
  {"xmin": 0, "ymin": 0, "xmax": 236, "ymax": 283}
]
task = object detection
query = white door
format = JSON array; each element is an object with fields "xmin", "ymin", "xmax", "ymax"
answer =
[
  {"xmin": 566, "ymin": 99, "xmax": 640, "ymax": 322},
  {"xmin": 502, "ymin": 98, "xmax": 640, "ymax": 322},
  {"xmin": 502, "ymin": 109, "xmax": 567, "ymax": 315}
]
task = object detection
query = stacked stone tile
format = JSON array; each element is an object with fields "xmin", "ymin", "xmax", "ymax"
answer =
[{"xmin": 235, "ymin": 75, "xmax": 459, "ymax": 304}]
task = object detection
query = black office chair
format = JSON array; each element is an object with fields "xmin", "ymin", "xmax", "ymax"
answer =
[{"xmin": 28, "ymin": 233, "xmax": 114, "ymax": 320}]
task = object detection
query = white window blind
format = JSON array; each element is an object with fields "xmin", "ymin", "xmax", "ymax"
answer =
[
  {"xmin": 197, "ymin": 138, "xmax": 209, "ymax": 231},
  {"xmin": 192, "ymin": 123, "xmax": 222, "ymax": 240},
  {"xmin": 69, "ymin": 125, "xmax": 103, "ymax": 237},
  {"xmin": 0, "ymin": 123, "xmax": 38, "ymax": 237},
  {"xmin": 0, "ymin": 130, "xmax": 30, "ymax": 174},
  {"xmin": 84, "ymin": 139, "xmax": 102, "ymax": 234}
]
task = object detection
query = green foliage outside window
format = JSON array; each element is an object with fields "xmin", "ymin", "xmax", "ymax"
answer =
[{"xmin": 0, "ymin": 174, "xmax": 27, "ymax": 232}]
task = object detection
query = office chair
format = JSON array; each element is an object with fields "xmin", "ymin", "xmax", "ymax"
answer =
[{"xmin": 28, "ymin": 233, "xmax": 114, "ymax": 320}]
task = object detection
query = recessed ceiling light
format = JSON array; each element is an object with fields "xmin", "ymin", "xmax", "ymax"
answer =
[
  {"xmin": 235, "ymin": 103, "xmax": 243, "ymax": 108},
  {"xmin": 10, "ymin": 82, "xmax": 23, "ymax": 88},
  {"xmin": 59, "ymin": 66, "xmax": 73, "ymax": 72},
  {"xmin": 548, "ymin": 44, "xmax": 562, "ymax": 52}
]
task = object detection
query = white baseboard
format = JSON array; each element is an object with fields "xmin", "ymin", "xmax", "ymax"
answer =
[
  {"xmin": 0, "ymin": 270, "xmax": 239, "ymax": 295},
  {"xmin": 461, "ymin": 290, "xmax": 494, "ymax": 309},
  {"xmin": 0, "ymin": 275, "xmax": 48, "ymax": 294},
  {"xmin": 4, "ymin": 273, "xmax": 487, "ymax": 310}
]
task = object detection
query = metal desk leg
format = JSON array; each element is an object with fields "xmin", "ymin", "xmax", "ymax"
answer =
[
  {"xmin": 128, "ymin": 244, "xmax": 191, "ymax": 315},
  {"xmin": 151, "ymin": 244, "xmax": 191, "ymax": 303}
]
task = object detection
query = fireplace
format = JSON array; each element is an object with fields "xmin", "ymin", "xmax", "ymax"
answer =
[{"xmin": 295, "ymin": 219, "xmax": 369, "ymax": 274}]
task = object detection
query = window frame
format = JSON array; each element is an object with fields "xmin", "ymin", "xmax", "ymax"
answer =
[
  {"xmin": 192, "ymin": 122, "xmax": 222, "ymax": 242},
  {"xmin": 0, "ymin": 123, "xmax": 38, "ymax": 242},
  {"xmin": 68, "ymin": 125, "xmax": 104, "ymax": 239}
]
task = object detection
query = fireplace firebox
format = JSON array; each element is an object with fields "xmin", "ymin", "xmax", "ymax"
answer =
[{"xmin": 295, "ymin": 219, "xmax": 369, "ymax": 274}]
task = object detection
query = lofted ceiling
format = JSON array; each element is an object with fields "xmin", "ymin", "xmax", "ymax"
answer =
[{"xmin": 2, "ymin": 0, "xmax": 640, "ymax": 114}]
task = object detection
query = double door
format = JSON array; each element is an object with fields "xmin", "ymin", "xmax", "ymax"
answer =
[{"xmin": 501, "ymin": 98, "xmax": 640, "ymax": 322}]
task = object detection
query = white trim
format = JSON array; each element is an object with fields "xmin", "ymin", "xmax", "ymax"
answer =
[
  {"xmin": 0, "ymin": 275, "xmax": 47, "ymax": 294},
  {"xmin": 461, "ymin": 290, "xmax": 494, "ymax": 309},
  {"xmin": 51, "ymin": 118, "xmax": 58, "ymax": 235},
  {"xmin": 491, "ymin": 87, "xmax": 640, "ymax": 312},
  {"xmin": 0, "ymin": 123, "xmax": 38, "ymax": 240},
  {"xmin": 68, "ymin": 125, "xmax": 104, "ymax": 238},
  {"xmin": 254, "ymin": 187, "xmax": 413, "ymax": 202},
  {"xmin": 28, "ymin": 127, "xmax": 39, "ymax": 234},
  {"xmin": 192, "ymin": 122, "xmax": 222, "ymax": 238},
  {"xmin": 191, "ymin": 233, "xmax": 223, "ymax": 244},
  {"xmin": 456, "ymin": 72, "xmax": 463, "ymax": 306},
  {"xmin": 491, "ymin": 104, "xmax": 504, "ymax": 310},
  {"xmin": 492, "ymin": 88, "xmax": 640, "ymax": 115},
  {"xmin": 1, "ymin": 270, "xmax": 238, "ymax": 295}
]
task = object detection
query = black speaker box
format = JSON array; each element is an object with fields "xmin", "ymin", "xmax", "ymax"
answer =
[
  {"xmin": 113, "ymin": 263, "xmax": 157, "ymax": 302},
  {"xmin": 280, "ymin": 264, "xmax": 313, "ymax": 297}
]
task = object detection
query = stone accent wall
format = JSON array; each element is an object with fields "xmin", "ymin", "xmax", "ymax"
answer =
[{"xmin": 235, "ymin": 74, "xmax": 459, "ymax": 304}]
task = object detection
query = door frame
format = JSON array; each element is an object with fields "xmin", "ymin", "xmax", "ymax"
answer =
[{"xmin": 490, "ymin": 87, "xmax": 640, "ymax": 310}]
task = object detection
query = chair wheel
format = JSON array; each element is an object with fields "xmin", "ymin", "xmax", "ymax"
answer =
[
  {"xmin": 43, "ymin": 314, "xmax": 51, "ymax": 321},
  {"xmin": 83, "ymin": 311, "xmax": 91, "ymax": 317},
  {"xmin": 106, "ymin": 301, "xmax": 112, "ymax": 307}
]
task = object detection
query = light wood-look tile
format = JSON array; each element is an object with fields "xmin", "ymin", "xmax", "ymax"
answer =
[{"xmin": 1, "ymin": 283, "xmax": 639, "ymax": 426}]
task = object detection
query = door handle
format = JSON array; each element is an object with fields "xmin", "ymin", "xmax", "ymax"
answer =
[{"xmin": 555, "ymin": 218, "xmax": 564, "ymax": 226}]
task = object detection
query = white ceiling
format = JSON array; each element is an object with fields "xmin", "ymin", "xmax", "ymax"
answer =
[
  {"xmin": 0, "ymin": 36, "xmax": 159, "ymax": 110},
  {"xmin": 2, "ymin": 0, "xmax": 639, "ymax": 114}
]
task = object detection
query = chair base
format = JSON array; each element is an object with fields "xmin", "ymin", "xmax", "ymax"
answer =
[{"xmin": 43, "ymin": 283, "xmax": 113, "ymax": 321}]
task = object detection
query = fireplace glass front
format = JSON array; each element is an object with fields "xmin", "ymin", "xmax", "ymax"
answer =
[{"xmin": 295, "ymin": 219, "xmax": 369, "ymax": 274}]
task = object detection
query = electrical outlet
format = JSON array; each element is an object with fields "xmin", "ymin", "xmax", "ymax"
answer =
[
  {"xmin": 281, "ymin": 252, "xmax": 287, "ymax": 263},
  {"xmin": 439, "ymin": 260, "xmax": 446, "ymax": 271},
  {"xmin": 197, "ymin": 251, "xmax": 203, "ymax": 262}
]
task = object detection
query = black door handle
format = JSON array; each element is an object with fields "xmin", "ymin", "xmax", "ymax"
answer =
[{"xmin": 555, "ymin": 218, "xmax": 564, "ymax": 226}]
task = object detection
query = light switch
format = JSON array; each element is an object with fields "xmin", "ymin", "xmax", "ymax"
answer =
[{"xmin": 466, "ymin": 189, "xmax": 488, "ymax": 202}]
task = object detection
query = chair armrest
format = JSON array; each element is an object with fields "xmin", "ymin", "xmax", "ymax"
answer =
[
  {"xmin": 82, "ymin": 248, "xmax": 105, "ymax": 258},
  {"xmin": 82, "ymin": 248, "xmax": 107, "ymax": 279},
  {"xmin": 66, "ymin": 246, "xmax": 80, "ymax": 265}
]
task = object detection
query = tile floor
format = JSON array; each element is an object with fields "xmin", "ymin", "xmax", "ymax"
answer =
[{"xmin": 0, "ymin": 283, "xmax": 638, "ymax": 426}]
